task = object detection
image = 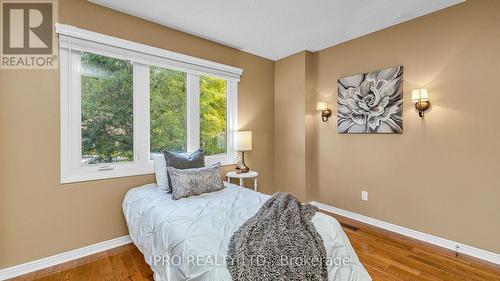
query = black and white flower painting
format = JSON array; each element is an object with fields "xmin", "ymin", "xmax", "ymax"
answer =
[{"xmin": 337, "ymin": 66, "xmax": 403, "ymax": 134}]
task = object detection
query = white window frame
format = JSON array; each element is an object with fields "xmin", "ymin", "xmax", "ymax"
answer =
[{"xmin": 57, "ymin": 24, "xmax": 242, "ymax": 184}]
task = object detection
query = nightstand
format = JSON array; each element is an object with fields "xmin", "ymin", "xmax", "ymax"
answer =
[{"xmin": 226, "ymin": 171, "xmax": 259, "ymax": 192}]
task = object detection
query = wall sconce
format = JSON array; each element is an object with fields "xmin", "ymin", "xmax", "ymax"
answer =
[
  {"xmin": 411, "ymin": 89, "xmax": 430, "ymax": 117},
  {"xmin": 317, "ymin": 102, "xmax": 332, "ymax": 122}
]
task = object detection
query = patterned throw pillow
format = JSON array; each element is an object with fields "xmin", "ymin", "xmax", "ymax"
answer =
[
  {"xmin": 163, "ymin": 148, "xmax": 205, "ymax": 192},
  {"xmin": 168, "ymin": 164, "xmax": 224, "ymax": 200}
]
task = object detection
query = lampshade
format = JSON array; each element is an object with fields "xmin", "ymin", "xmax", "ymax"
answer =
[
  {"xmin": 316, "ymin": 101, "xmax": 329, "ymax": 111},
  {"xmin": 234, "ymin": 131, "xmax": 252, "ymax": 151},
  {"xmin": 411, "ymin": 89, "xmax": 429, "ymax": 102}
]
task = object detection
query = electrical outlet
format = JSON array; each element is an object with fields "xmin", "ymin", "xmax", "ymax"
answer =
[{"xmin": 361, "ymin": 191, "xmax": 368, "ymax": 201}]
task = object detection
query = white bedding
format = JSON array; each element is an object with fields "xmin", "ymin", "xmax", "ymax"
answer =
[{"xmin": 123, "ymin": 183, "xmax": 371, "ymax": 281}]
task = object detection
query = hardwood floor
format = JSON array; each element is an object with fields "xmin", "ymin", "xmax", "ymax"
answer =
[
  {"xmin": 331, "ymin": 214, "xmax": 500, "ymax": 281},
  {"xmin": 7, "ymin": 244, "xmax": 154, "ymax": 281},
  {"xmin": 8, "ymin": 215, "xmax": 500, "ymax": 281}
]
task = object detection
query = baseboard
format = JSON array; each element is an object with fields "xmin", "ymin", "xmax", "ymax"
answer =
[
  {"xmin": 310, "ymin": 201, "xmax": 500, "ymax": 266},
  {"xmin": 0, "ymin": 235, "xmax": 132, "ymax": 280}
]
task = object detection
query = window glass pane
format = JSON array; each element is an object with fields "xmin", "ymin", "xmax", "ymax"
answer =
[
  {"xmin": 81, "ymin": 52, "xmax": 133, "ymax": 165},
  {"xmin": 200, "ymin": 76, "xmax": 227, "ymax": 156},
  {"xmin": 150, "ymin": 66, "xmax": 187, "ymax": 154}
]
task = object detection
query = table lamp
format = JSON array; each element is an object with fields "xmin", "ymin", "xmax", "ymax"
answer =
[{"xmin": 234, "ymin": 131, "xmax": 252, "ymax": 173}]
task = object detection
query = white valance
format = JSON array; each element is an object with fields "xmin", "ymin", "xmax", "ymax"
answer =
[{"xmin": 55, "ymin": 23, "xmax": 243, "ymax": 81}]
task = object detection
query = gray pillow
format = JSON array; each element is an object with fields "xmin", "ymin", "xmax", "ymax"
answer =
[
  {"xmin": 168, "ymin": 164, "xmax": 224, "ymax": 200},
  {"xmin": 163, "ymin": 148, "xmax": 205, "ymax": 192}
]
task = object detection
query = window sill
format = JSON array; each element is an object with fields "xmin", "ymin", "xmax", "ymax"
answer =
[
  {"xmin": 61, "ymin": 154, "xmax": 237, "ymax": 184},
  {"xmin": 61, "ymin": 163, "xmax": 154, "ymax": 184}
]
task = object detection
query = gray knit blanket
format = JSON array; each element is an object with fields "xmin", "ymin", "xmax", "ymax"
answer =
[{"xmin": 227, "ymin": 192, "xmax": 328, "ymax": 281}]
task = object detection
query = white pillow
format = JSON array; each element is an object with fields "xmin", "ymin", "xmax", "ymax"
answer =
[{"xmin": 152, "ymin": 153, "xmax": 168, "ymax": 190}]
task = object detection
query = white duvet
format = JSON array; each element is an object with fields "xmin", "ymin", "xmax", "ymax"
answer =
[{"xmin": 123, "ymin": 183, "xmax": 371, "ymax": 281}]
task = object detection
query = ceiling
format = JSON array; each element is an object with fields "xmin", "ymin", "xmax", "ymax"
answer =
[{"xmin": 89, "ymin": 0, "xmax": 464, "ymax": 61}]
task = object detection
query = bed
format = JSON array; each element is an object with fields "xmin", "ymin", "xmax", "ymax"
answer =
[{"xmin": 123, "ymin": 182, "xmax": 371, "ymax": 281}]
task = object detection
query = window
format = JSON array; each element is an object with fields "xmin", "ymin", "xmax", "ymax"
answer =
[{"xmin": 58, "ymin": 24, "xmax": 241, "ymax": 183}]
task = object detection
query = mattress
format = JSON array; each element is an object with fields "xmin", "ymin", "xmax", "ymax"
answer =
[{"xmin": 123, "ymin": 183, "xmax": 371, "ymax": 281}]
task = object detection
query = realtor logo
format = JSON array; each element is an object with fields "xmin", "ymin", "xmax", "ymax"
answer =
[{"xmin": 1, "ymin": 0, "xmax": 58, "ymax": 69}]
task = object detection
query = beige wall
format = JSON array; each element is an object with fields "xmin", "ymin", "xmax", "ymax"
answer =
[
  {"xmin": 0, "ymin": 0, "xmax": 274, "ymax": 268},
  {"xmin": 311, "ymin": 0, "xmax": 500, "ymax": 253},
  {"xmin": 274, "ymin": 51, "xmax": 313, "ymax": 201},
  {"xmin": 304, "ymin": 52, "xmax": 316, "ymax": 201}
]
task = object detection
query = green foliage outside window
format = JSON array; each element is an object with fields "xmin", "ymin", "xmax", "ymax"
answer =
[
  {"xmin": 81, "ymin": 53, "xmax": 133, "ymax": 164},
  {"xmin": 200, "ymin": 76, "xmax": 227, "ymax": 156},
  {"xmin": 150, "ymin": 66, "xmax": 187, "ymax": 153}
]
